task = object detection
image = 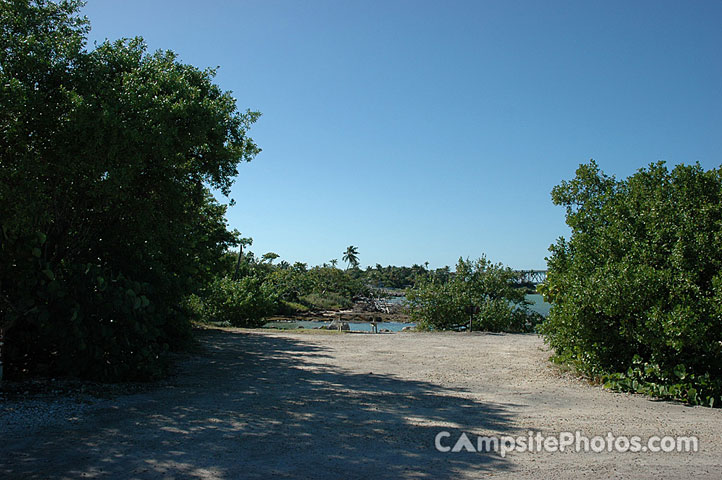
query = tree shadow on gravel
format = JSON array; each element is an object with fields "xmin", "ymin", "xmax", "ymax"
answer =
[{"xmin": 0, "ymin": 330, "xmax": 519, "ymax": 479}]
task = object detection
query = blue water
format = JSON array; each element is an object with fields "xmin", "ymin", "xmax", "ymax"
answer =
[
  {"xmin": 525, "ymin": 293, "xmax": 551, "ymax": 316},
  {"xmin": 385, "ymin": 293, "xmax": 551, "ymax": 316},
  {"xmin": 264, "ymin": 294, "xmax": 551, "ymax": 332},
  {"xmin": 264, "ymin": 320, "xmax": 413, "ymax": 332}
]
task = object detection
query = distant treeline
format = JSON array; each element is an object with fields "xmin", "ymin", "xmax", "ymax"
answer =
[
  {"xmin": 186, "ymin": 250, "xmax": 451, "ymax": 327},
  {"xmin": 238, "ymin": 255, "xmax": 453, "ymax": 290}
]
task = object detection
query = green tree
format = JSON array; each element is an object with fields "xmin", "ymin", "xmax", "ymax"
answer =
[
  {"xmin": 200, "ymin": 276, "xmax": 277, "ymax": 328},
  {"xmin": 0, "ymin": 0, "xmax": 260, "ymax": 380},
  {"xmin": 540, "ymin": 160, "xmax": 722, "ymax": 406},
  {"xmin": 343, "ymin": 246, "xmax": 359, "ymax": 269},
  {"xmin": 406, "ymin": 257, "xmax": 540, "ymax": 332},
  {"xmin": 261, "ymin": 252, "xmax": 280, "ymax": 264}
]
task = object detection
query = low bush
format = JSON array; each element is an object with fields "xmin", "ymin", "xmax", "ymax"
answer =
[
  {"xmin": 2, "ymin": 236, "xmax": 179, "ymax": 380},
  {"xmin": 406, "ymin": 257, "xmax": 541, "ymax": 333},
  {"xmin": 199, "ymin": 277, "xmax": 278, "ymax": 327},
  {"xmin": 278, "ymin": 300, "xmax": 309, "ymax": 315}
]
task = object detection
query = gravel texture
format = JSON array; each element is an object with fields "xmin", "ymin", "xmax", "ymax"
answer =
[{"xmin": 1, "ymin": 329, "xmax": 721, "ymax": 479}]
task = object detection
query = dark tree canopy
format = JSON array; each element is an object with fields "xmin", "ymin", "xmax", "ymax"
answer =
[{"xmin": 0, "ymin": 0, "xmax": 260, "ymax": 379}]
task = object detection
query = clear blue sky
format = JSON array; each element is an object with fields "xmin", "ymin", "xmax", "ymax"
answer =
[{"xmin": 82, "ymin": 0, "xmax": 722, "ymax": 270}]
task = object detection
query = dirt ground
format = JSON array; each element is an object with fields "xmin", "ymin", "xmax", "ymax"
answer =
[{"xmin": 1, "ymin": 329, "xmax": 721, "ymax": 479}]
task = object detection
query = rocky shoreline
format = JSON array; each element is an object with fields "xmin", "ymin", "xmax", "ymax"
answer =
[{"xmin": 270, "ymin": 296, "xmax": 411, "ymax": 324}]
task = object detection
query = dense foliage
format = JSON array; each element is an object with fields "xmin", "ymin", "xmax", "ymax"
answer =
[
  {"xmin": 191, "ymin": 276, "xmax": 278, "ymax": 328},
  {"xmin": 0, "ymin": 0, "xmax": 260, "ymax": 379},
  {"xmin": 406, "ymin": 257, "xmax": 541, "ymax": 332},
  {"xmin": 540, "ymin": 161, "xmax": 722, "ymax": 406},
  {"xmin": 188, "ymin": 251, "xmax": 372, "ymax": 324},
  {"xmin": 364, "ymin": 263, "xmax": 441, "ymax": 289}
]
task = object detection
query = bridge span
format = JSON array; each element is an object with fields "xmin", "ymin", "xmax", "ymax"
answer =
[{"xmin": 514, "ymin": 270, "xmax": 548, "ymax": 285}]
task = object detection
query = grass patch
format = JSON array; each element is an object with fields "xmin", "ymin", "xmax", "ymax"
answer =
[{"xmin": 300, "ymin": 292, "xmax": 352, "ymax": 310}]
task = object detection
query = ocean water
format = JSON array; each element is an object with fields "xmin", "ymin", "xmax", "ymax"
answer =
[
  {"xmin": 525, "ymin": 293, "xmax": 551, "ymax": 316},
  {"xmin": 264, "ymin": 320, "xmax": 413, "ymax": 332},
  {"xmin": 264, "ymin": 294, "xmax": 551, "ymax": 332},
  {"xmin": 386, "ymin": 293, "xmax": 551, "ymax": 316}
]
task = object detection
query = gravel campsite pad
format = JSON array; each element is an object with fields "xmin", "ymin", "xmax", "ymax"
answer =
[{"xmin": 1, "ymin": 329, "xmax": 721, "ymax": 479}]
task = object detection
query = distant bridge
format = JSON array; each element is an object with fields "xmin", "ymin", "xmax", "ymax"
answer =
[{"xmin": 514, "ymin": 270, "xmax": 548, "ymax": 285}]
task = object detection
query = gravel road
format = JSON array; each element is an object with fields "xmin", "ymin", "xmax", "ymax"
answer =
[{"xmin": 1, "ymin": 329, "xmax": 721, "ymax": 479}]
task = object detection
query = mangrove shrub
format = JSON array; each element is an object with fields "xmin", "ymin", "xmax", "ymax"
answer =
[
  {"xmin": 540, "ymin": 161, "xmax": 722, "ymax": 406},
  {"xmin": 406, "ymin": 257, "xmax": 541, "ymax": 332}
]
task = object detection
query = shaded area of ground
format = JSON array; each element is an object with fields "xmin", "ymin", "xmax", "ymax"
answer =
[
  {"xmin": 0, "ymin": 330, "xmax": 513, "ymax": 479},
  {"xmin": 2, "ymin": 329, "xmax": 722, "ymax": 479}
]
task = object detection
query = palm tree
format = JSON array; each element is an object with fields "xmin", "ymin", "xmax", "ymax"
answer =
[
  {"xmin": 342, "ymin": 246, "xmax": 359, "ymax": 270},
  {"xmin": 329, "ymin": 259, "xmax": 338, "ymax": 268},
  {"xmin": 232, "ymin": 236, "xmax": 253, "ymax": 281}
]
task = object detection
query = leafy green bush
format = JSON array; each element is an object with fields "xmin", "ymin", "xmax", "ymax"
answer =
[
  {"xmin": 602, "ymin": 356, "xmax": 720, "ymax": 408},
  {"xmin": 406, "ymin": 257, "xmax": 541, "ymax": 332},
  {"xmin": 2, "ymin": 233, "xmax": 177, "ymax": 380},
  {"xmin": 278, "ymin": 301, "xmax": 309, "ymax": 314},
  {"xmin": 540, "ymin": 161, "xmax": 722, "ymax": 406},
  {"xmin": 200, "ymin": 277, "xmax": 278, "ymax": 327}
]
